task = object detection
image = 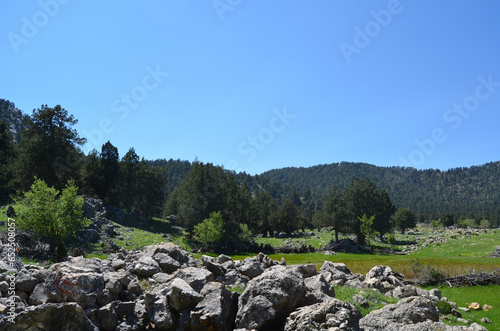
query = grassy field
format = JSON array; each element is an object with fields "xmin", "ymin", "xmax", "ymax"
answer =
[
  {"xmin": 247, "ymin": 229, "xmax": 500, "ymax": 279},
  {"xmin": 423, "ymin": 285, "xmax": 500, "ymax": 330}
]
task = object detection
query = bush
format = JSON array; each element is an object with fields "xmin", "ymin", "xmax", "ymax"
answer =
[
  {"xmin": 15, "ymin": 178, "xmax": 90, "ymax": 260},
  {"xmin": 435, "ymin": 300, "xmax": 452, "ymax": 315},
  {"xmin": 409, "ymin": 259, "xmax": 448, "ymax": 285}
]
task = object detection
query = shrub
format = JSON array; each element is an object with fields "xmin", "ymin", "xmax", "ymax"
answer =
[
  {"xmin": 435, "ymin": 300, "xmax": 452, "ymax": 315},
  {"xmin": 15, "ymin": 178, "xmax": 90, "ymax": 260}
]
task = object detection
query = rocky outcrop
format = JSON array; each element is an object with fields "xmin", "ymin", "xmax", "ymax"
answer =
[
  {"xmin": 284, "ymin": 298, "xmax": 362, "ymax": 331},
  {"xmin": 359, "ymin": 296, "xmax": 488, "ymax": 331}
]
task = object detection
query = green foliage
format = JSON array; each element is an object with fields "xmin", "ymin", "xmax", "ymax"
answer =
[
  {"xmin": 0, "ymin": 119, "xmax": 16, "ymax": 202},
  {"xmin": 193, "ymin": 211, "xmax": 225, "ymax": 250},
  {"xmin": 435, "ymin": 300, "xmax": 452, "ymax": 315},
  {"xmin": 343, "ymin": 178, "xmax": 395, "ymax": 243},
  {"xmin": 409, "ymin": 259, "xmax": 448, "ymax": 285},
  {"xmin": 238, "ymin": 223, "xmax": 252, "ymax": 243},
  {"xmin": 14, "ymin": 105, "xmax": 86, "ymax": 191},
  {"xmin": 270, "ymin": 199, "xmax": 302, "ymax": 236},
  {"xmin": 387, "ymin": 233, "xmax": 396, "ymax": 247},
  {"xmin": 334, "ymin": 286, "xmax": 398, "ymax": 316},
  {"xmin": 359, "ymin": 214, "xmax": 378, "ymax": 247},
  {"xmin": 392, "ymin": 207, "xmax": 417, "ymax": 234},
  {"xmin": 15, "ymin": 178, "xmax": 90, "ymax": 259}
]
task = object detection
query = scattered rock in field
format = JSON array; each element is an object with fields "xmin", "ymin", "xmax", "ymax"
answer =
[{"xmin": 468, "ymin": 302, "xmax": 481, "ymax": 310}]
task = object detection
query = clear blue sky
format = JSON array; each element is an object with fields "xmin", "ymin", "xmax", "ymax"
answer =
[{"xmin": 2, "ymin": 1, "xmax": 500, "ymax": 175}]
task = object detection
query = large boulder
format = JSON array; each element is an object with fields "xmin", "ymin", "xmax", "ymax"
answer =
[
  {"xmin": 134, "ymin": 256, "xmax": 161, "ymax": 277},
  {"xmin": 359, "ymin": 296, "xmax": 440, "ymax": 330},
  {"xmin": 166, "ymin": 278, "xmax": 204, "ymax": 312},
  {"xmin": 174, "ymin": 267, "xmax": 214, "ymax": 292},
  {"xmin": 235, "ymin": 266, "xmax": 307, "ymax": 330},
  {"xmin": 184, "ymin": 282, "xmax": 239, "ymax": 331},
  {"xmin": 284, "ymin": 298, "xmax": 362, "ymax": 331},
  {"xmin": 0, "ymin": 302, "xmax": 98, "ymax": 331}
]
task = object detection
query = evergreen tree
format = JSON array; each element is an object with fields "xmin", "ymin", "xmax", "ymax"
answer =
[
  {"xmin": 391, "ymin": 207, "xmax": 417, "ymax": 234},
  {"xmin": 0, "ymin": 119, "xmax": 15, "ymax": 202},
  {"xmin": 271, "ymin": 199, "xmax": 302, "ymax": 236},
  {"xmin": 14, "ymin": 105, "xmax": 86, "ymax": 191}
]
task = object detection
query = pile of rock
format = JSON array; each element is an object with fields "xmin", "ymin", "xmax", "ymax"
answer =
[
  {"xmin": 0, "ymin": 243, "xmax": 490, "ymax": 330},
  {"xmin": 489, "ymin": 246, "xmax": 500, "ymax": 258}
]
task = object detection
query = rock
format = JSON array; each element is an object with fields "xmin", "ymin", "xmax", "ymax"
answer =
[
  {"xmin": 134, "ymin": 256, "xmax": 161, "ymax": 277},
  {"xmin": 0, "ymin": 302, "xmax": 98, "ymax": 331},
  {"xmin": 174, "ymin": 267, "xmax": 214, "ymax": 292},
  {"xmin": 468, "ymin": 302, "xmax": 481, "ymax": 310},
  {"xmin": 153, "ymin": 252, "xmax": 181, "ymax": 274},
  {"xmin": 28, "ymin": 283, "xmax": 49, "ymax": 305},
  {"xmin": 303, "ymin": 273, "xmax": 335, "ymax": 305},
  {"xmin": 481, "ymin": 317, "xmax": 491, "ymax": 323},
  {"xmin": 482, "ymin": 304, "xmax": 493, "ymax": 311},
  {"xmin": 15, "ymin": 269, "xmax": 39, "ymax": 293},
  {"xmin": 187, "ymin": 282, "xmax": 239, "ymax": 331},
  {"xmin": 166, "ymin": 278, "xmax": 204, "ymax": 312},
  {"xmin": 387, "ymin": 284, "xmax": 418, "ymax": 299},
  {"xmin": 235, "ymin": 266, "xmax": 307, "ymax": 330},
  {"xmin": 353, "ymin": 294, "xmax": 369, "ymax": 308},
  {"xmin": 359, "ymin": 296, "xmax": 439, "ymax": 330},
  {"xmin": 290, "ymin": 264, "xmax": 317, "ymax": 278},
  {"xmin": 201, "ymin": 256, "xmax": 226, "ymax": 277},
  {"xmin": 284, "ymin": 298, "xmax": 362, "ymax": 331},
  {"xmin": 238, "ymin": 259, "xmax": 264, "ymax": 279},
  {"xmin": 144, "ymin": 291, "xmax": 176, "ymax": 330},
  {"xmin": 43, "ymin": 271, "xmax": 105, "ymax": 309}
]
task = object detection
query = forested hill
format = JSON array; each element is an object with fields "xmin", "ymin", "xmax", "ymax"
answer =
[
  {"xmin": 260, "ymin": 162, "xmax": 500, "ymax": 219},
  {"xmin": 0, "ymin": 99, "xmax": 29, "ymax": 143}
]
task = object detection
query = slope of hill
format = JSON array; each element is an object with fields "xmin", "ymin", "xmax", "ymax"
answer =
[
  {"xmin": 260, "ymin": 162, "xmax": 500, "ymax": 221},
  {"xmin": 0, "ymin": 99, "xmax": 29, "ymax": 143}
]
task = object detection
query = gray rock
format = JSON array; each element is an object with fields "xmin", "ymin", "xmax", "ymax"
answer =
[
  {"xmin": 134, "ymin": 256, "xmax": 161, "ymax": 277},
  {"xmin": 353, "ymin": 294, "xmax": 369, "ymax": 308},
  {"xmin": 0, "ymin": 302, "xmax": 98, "ymax": 331},
  {"xmin": 284, "ymin": 298, "xmax": 362, "ymax": 331},
  {"xmin": 166, "ymin": 278, "xmax": 204, "ymax": 312},
  {"xmin": 238, "ymin": 260, "xmax": 264, "ymax": 279},
  {"xmin": 235, "ymin": 266, "xmax": 307, "ymax": 330},
  {"xmin": 359, "ymin": 296, "xmax": 439, "ymax": 330},
  {"xmin": 153, "ymin": 252, "xmax": 181, "ymax": 274},
  {"xmin": 16, "ymin": 269, "xmax": 40, "ymax": 293},
  {"xmin": 28, "ymin": 283, "xmax": 49, "ymax": 305},
  {"xmin": 144, "ymin": 291, "xmax": 175, "ymax": 330},
  {"xmin": 174, "ymin": 267, "xmax": 214, "ymax": 292},
  {"xmin": 290, "ymin": 264, "xmax": 317, "ymax": 278},
  {"xmin": 304, "ymin": 273, "xmax": 335, "ymax": 305},
  {"xmin": 187, "ymin": 282, "xmax": 239, "ymax": 331}
]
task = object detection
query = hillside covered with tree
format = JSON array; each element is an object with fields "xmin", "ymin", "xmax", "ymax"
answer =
[{"xmin": 260, "ymin": 162, "xmax": 500, "ymax": 223}]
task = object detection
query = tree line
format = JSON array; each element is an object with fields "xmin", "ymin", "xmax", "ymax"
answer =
[{"xmin": 1, "ymin": 101, "xmax": 495, "ymax": 254}]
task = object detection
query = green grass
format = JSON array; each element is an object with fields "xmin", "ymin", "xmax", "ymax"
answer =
[
  {"xmin": 335, "ymin": 286, "xmax": 398, "ymax": 316},
  {"xmin": 423, "ymin": 285, "xmax": 500, "ymax": 330},
  {"xmin": 232, "ymin": 229, "xmax": 500, "ymax": 280}
]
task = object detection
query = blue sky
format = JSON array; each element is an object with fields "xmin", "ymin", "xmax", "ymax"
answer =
[{"xmin": 2, "ymin": 1, "xmax": 500, "ymax": 175}]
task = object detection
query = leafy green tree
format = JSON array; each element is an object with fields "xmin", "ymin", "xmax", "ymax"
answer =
[
  {"xmin": 15, "ymin": 178, "xmax": 90, "ymax": 259},
  {"xmin": 391, "ymin": 207, "xmax": 417, "ymax": 234},
  {"xmin": 15, "ymin": 105, "xmax": 86, "ymax": 191},
  {"xmin": 343, "ymin": 178, "xmax": 395, "ymax": 244},
  {"xmin": 0, "ymin": 119, "xmax": 16, "ymax": 202},
  {"xmin": 359, "ymin": 214, "xmax": 378, "ymax": 247},
  {"xmin": 193, "ymin": 211, "xmax": 225, "ymax": 250}
]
